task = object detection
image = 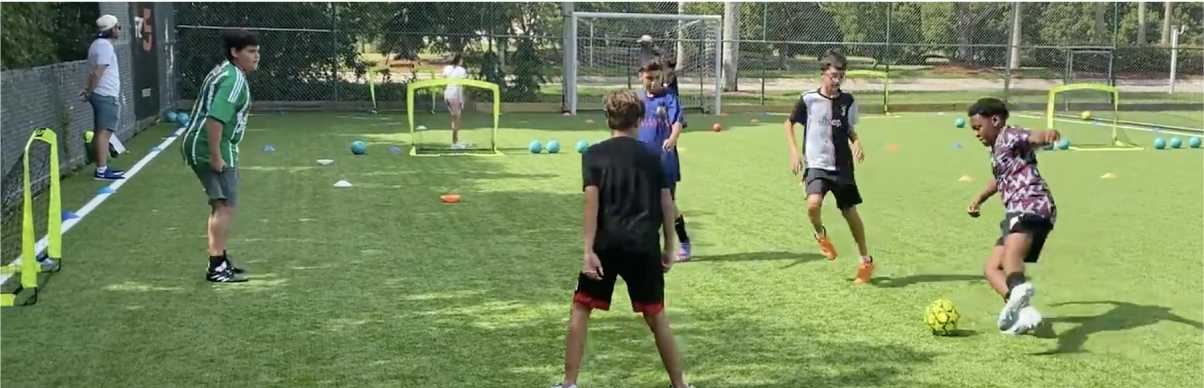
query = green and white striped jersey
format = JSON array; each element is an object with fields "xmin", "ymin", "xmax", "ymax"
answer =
[{"xmin": 181, "ymin": 60, "xmax": 251, "ymax": 168}]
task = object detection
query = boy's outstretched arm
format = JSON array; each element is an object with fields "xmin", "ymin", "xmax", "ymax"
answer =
[
  {"xmin": 849, "ymin": 132, "xmax": 864, "ymax": 163},
  {"xmin": 785, "ymin": 120, "xmax": 804, "ymax": 175},
  {"xmin": 663, "ymin": 122, "xmax": 683, "ymax": 151},
  {"xmin": 660, "ymin": 188, "xmax": 678, "ymax": 272},
  {"xmin": 582, "ymin": 186, "xmax": 603, "ymax": 279},
  {"xmin": 967, "ymin": 179, "xmax": 998, "ymax": 218},
  {"xmin": 1027, "ymin": 129, "xmax": 1061, "ymax": 147}
]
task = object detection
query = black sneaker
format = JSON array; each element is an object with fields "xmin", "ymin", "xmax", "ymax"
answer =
[
  {"xmin": 206, "ymin": 266, "xmax": 247, "ymax": 283},
  {"xmin": 223, "ymin": 251, "xmax": 246, "ymax": 274}
]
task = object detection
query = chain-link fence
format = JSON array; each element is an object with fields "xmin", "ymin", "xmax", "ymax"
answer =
[
  {"xmin": 170, "ymin": 2, "xmax": 1201, "ymax": 127},
  {"xmin": 2, "ymin": 3, "xmax": 177, "ymax": 263}
]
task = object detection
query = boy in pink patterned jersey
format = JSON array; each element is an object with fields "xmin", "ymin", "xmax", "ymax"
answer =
[{"xmin": 965, "ymin": 98, "xmax": 1060, "ymax": 335}]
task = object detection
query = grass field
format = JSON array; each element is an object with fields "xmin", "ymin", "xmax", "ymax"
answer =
[{"xmin": 2, "ymin": 110, "xmax": 1202, "ymax": 387}]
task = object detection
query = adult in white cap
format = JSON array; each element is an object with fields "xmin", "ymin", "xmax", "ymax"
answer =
[{"xmin": 82, "ymin": 14, "xmax": 125, "ymax": 180}]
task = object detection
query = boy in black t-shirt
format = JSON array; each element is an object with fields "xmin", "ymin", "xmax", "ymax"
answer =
[{"xmin": 553, "ymin": 90, "xmax": 692, "ymax": 388}]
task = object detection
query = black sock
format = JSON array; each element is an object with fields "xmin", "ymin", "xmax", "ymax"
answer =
[
  {"xmin": 675, "ymin": 216, "xmax": 690, "ymax": 243},
  {"xmin": 1004, "ymin": 273, "xmax": 1027, "ymax": 299},
  {"xmin": 208, "ymin": 255, "xmax": 225, "ymax": 271}
]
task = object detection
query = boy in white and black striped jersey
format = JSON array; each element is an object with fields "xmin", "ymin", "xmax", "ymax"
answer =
[{"xmin": 784, "ymin": 49, "xmax": 876, "ymax": 284}]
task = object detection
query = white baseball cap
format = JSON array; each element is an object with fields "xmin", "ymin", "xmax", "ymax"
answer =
[
  {"xmin": 97, "ymin": 15, "xmax": 118, "ymax": 31},
  {"xmin": 638, "ymin": 35, "xmax": 653, "ymax": 44}
]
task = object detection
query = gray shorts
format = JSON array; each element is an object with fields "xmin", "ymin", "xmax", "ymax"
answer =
[
  {"xmin": 88, "ymin": 93, "xmax": 119, "ymax": 132},
  {"xmin": 804, "ymin": 168, "xmax": 862, "ymax": 210},
  {"xmin": 193, "ymin": 165, "xmax": 239, "ymax": 208}
]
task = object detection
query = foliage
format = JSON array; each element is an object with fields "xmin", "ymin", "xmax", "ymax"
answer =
[{"xmin": 1, "ymin": 3, "xmax": 99, "ymax": 70}]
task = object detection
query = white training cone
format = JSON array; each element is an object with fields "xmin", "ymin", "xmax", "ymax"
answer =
[
  {"xmin": 1100, "ymin": 172, "xmax": 1118, "ymax": 179},
  {"xmin": 333, "ymin": 180, "xmax": 353, "ymax": 188},
  {"xmin": 958, "ymin": 175, "xmax": 975, "ymax": 182},
  {"xmin": 317, "ymin": 159, "xmax": 334, "ymax": 166}
]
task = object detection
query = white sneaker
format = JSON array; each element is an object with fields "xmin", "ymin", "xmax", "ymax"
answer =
[
  {"xmin": 1003, "ymin": 305, "xmax": 1043, "ymax": 335},
  {"xmin": 998, "ymin": 282, "xmax": 1034, "ymax": 330},
  {"xmin": 450, "ymin": 143, "xmax": 468, "ymax": 150}
]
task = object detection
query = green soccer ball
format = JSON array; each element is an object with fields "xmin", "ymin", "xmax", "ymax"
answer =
[
  {"xmin": 954, "ymin": 117, "xmax": 966, "ymax": 128},
  {"xmin": 925, "ymin": 298, "xmax": 960, "ymax": 336}
]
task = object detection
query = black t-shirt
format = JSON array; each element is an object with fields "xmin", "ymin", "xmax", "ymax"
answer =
[{"xmin": 582, "ymin": 136, "xmax": 669, "ymax": 252}]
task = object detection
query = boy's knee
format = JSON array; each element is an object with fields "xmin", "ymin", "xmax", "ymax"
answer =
[
  {"xmin": 806, "ymin": 198, "xmax": 823, "ymax": 212},
  {"xmin": 641, "ymin": 309, "xmax": 666, "ymax": 325}
]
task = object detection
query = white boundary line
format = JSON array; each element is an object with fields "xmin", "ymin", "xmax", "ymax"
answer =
[
  {"xmin": 1, "ymin": 128, "xmax": 185, "ymax": 284},
  {"xmin": 1012, "ymin": 113, "xmax": 1203, "ymax": 137}
]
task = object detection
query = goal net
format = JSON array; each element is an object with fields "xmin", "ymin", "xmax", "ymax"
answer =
[
  {"xmin": 567, "ymin": 12, "xmax": 722, "ymax": 114},
  {"xmin": 1046, "ymin": 83, "xmax": 1139, "ymax": 150},
  {"xmin": 407, "ymin": 79, "xmax": 502, "ymax": 156}
]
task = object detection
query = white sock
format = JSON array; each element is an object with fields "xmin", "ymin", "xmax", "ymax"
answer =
[{"xmin": 97, "ymin": 166, "xmax": 107, "ymax": 174}]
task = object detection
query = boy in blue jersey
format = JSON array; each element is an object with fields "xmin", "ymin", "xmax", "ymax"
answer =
[{"xmin": 638, "ymin": 60, "xmax": 693, "ymax": 261}]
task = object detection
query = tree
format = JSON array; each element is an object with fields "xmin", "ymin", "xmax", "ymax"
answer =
[
  {"xmin": 722, "ymin": 2, "xmax": 740, "ymax": 91},
  {"xmin": 507, "ymin": 38, "xmax": 546, "ymax": 102},
  {"xmin": 1, "ymin": 3, "xmax": 98, "ymax": 70}
]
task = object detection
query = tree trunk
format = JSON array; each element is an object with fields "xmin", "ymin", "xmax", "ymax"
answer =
[
  {"xmin": 1009, "ymin": 2, "xmax": 1022, "ymax": 71},
  {"xmin": 956, "ymin": 3, "xmax": 973, "ymax": 63},
  {"xmin": 1160, "ymin": 2, "xmax": 1172, "ymax": 45},
  {"xmin": 1137, "ymin": 2, "xmax": 1146, "ymax": 45},
  {"xmin": 1094, "ymin": 3, "xmax": 1107, "ymax": 42},
  {"xmin": 722, "ymin": 2, "xmax": 740, "ymax": 91}
]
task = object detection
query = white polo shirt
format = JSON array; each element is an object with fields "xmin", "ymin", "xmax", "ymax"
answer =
[{"xmin": 87, "ymin": 38, "xmax": 120, "ymax": 97}]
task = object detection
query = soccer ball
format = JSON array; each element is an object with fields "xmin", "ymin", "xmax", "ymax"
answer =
[{"xmin": 925, "ymin": 298, "xmax": 960, "ymax": 336}]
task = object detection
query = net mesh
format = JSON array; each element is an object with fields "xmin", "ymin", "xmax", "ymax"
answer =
[
  {"xmin": 1, "ymin": 141, "xmax": 52, "ymax": 266},
  {"xmin": 573, "ymin": 14, "xmax": 720, "ymax": 112},
  {"xmin": 1047, "ymin": 85, "xmax": 1137, "ymax": 148},
  {"xmin": 409, "ymin": 83, "xmax": 499, "ymax": 155}
]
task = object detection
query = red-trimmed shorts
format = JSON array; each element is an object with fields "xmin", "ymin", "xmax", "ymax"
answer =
[{"xmin": 573, "ymin": 247, "xmax": 665, "ymax": 315}]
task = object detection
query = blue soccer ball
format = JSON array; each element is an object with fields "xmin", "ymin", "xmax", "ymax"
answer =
[
  {"xmin": 351, "ymin": 140, "xmax": 367, "ymax": 155},
  {"xmin": 165, "ymin": 111, "xmax": 179, "ymax": 123},
  {"xmin": 546, "ymin": 140, "xmax": 561, "ymax": 154},
  {"xmin": 1056, "ymin": 138, "xmax": 1071, "ymax": 150},
  {"xmin": 575, "ymin": 139, "xmax": 589, "ymax": 153},
  {"xmin": 1170, "ymin": 137, "xmax": 1183, "ymax": 149},
  {"xmin": 528, "ymin": 140, "xmax": 543, "ymax": 154},
  {"xmin": 176, "ymin": 113, "xmax": 191, "ymax": 126},
  {"xmin": 954, "ymin": 117, "xmax": 966, "ymax": 128},
  {"xmin": 1154, "ymin": 137, "xmax": 1167, "ymax": 150},
  {"xmin": 1189, "ymin": 137, "xmax": 1202, "ymax": 149}
]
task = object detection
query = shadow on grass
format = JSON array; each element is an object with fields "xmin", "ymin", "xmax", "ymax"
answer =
[
  {"xmin": 692, "ymin": 251, "xmax": 823, "ymax": 264},
  {"xmin": 1033, "ymin": 300, "xmax": 1204, "ymax": 355},
  {"xmin": 870, "ymin": 274, "xmax": 982, "ymax": 288}
]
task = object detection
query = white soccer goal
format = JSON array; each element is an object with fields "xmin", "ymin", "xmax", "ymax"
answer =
[{"xmin": 567, "ymin": 12, "xmax": 722, "ymax": 115}]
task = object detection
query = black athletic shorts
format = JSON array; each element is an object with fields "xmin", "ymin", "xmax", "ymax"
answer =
[
  {"xmin": 804, "ymin": 168, "xmax": 862, "ymax": 210},
  {"xmin": 995, "ymin": 212, "xmax": 1054, "ymax": 263},
  {"xmin": 573, "ymin": 247, "xmax": 665, "ymax": 315}
]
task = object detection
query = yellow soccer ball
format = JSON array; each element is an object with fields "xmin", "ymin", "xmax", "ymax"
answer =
[{"xmin": 925, "ymin": 298, "xmax": 960, "ymax": 336}]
